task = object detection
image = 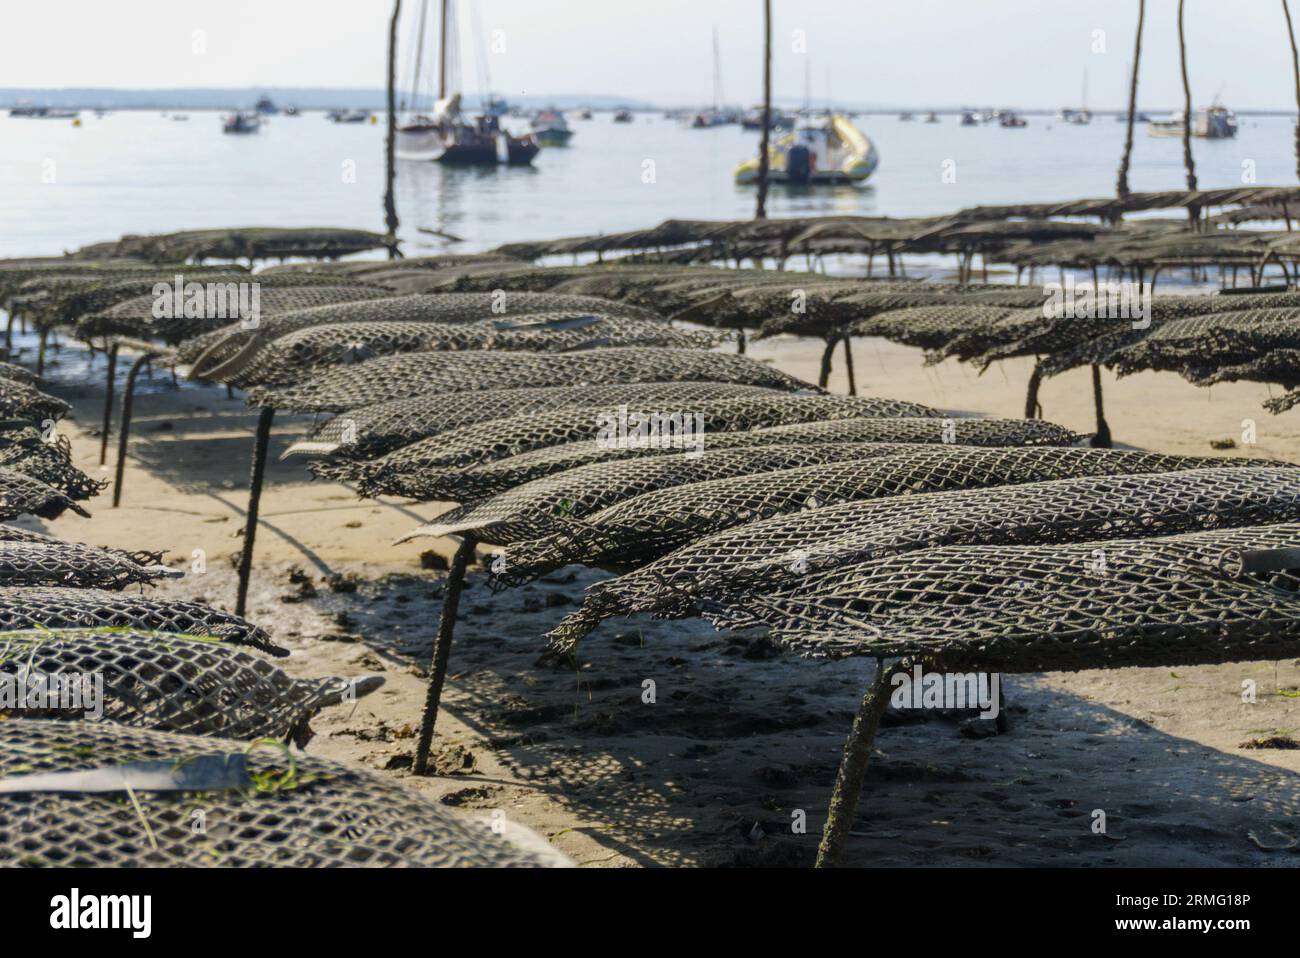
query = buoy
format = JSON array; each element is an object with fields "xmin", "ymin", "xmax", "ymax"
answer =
[
  {"xmin": 72, "ymin": 118, "xmax": 81, "ymax": 127},
  {"xmin": 369, "ymin": 114, "xmax": 378, "ymax": 125}
]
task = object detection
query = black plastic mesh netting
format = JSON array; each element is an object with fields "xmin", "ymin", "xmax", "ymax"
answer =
[
  {"xmin": 847, "ymin": 305, "xmax": 1033, "ymax": 351},
  {"xmin": 0, "ymin": 629, "xmax": 378, "ymax": 743},
  {"xmin": 333, "ymin": 394, "xmax": 945, "ymax": 497},
  {"xmin": 0, "ymin": 542, "xmax": 177, "ymax": 589},
  {"xmin": 0, "ymin": 380, "xmax": 69, "ymax": 423},
  {"xmin": 1107, "ymin": 308, "xmax": 1300, "ymax": 381},
  {"xmin": 0, "ymin": 587, "xmax": 282, "ymax": 656},
  {"xmin": 203, "ymin": 314, "xmax": 719, "ymax": 387},
  {"xmin": 250, "ymin": 347, "xmax": 815, "ymax": 412},
  {"xmin": 403, "ymin": 417, "xmax": 1082, "ymax": 503},
  {"xmin": 757, "ymin": 286, "xmax": 1053, "ymax": 339},
  {"xmin": 498, "ymin": 447, "xmax": 1279, "ymax": 586},
  {"xmin": 0, "ymin": 525, "xmax": 163, "ymax": 569},
  {"xmin": 0, "ymin": 427, "xmax": 106, "ymax": 501},
  {"xmin": 182, "ymin": 290, "xmax": 669, "ymax": 371},
  {"xmin": 78, "ymin": 285, "xmax": 391, "ymax": 344},
  {"xmin": 0, "ymin": 720, "xmax": 551, "ymax": 867},
  {"xmin": 402, "ymin": 443, "xmax": 925, "ymax": 545},
  {"xmin": 0, "ymin": 469, "xmax": 89, "ymax": 522},
  {"xmin": 696, "ymin": 522, "xmax": 1300, "ymax": 671},
  {"xmin": 290, "ymin": 382, "xmax": 788, "ymax": 460},
  {"xmin": 548, "ymin": 465, "xmax": 1300, "ymax": 650},
  {"xmin": 0, "ymin": 363, "xmax": 37, "ymax": 385}
]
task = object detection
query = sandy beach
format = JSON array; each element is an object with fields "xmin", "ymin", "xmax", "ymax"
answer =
[{"xmin": 19, "ymin": 330, "xmax": 1300, "ymax": 867}]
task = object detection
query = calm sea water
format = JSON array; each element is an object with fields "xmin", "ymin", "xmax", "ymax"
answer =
[{"xmin": 0, "ymin": 109, "xmax": 1293, "ymax": 261}]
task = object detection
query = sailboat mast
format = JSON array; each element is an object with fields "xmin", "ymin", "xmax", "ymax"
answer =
[
  {"xmin": 438, "ymin": 0, "xmax": 449, "ymax": 100},
  {"xmin": 712, "ymin": 26, "xmax": 723, "ymax": 111}
]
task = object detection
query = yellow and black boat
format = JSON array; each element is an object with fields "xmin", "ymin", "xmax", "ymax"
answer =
[{"xmin": 735, "ymin": 114, "xmax": 879, "ymax": 186}]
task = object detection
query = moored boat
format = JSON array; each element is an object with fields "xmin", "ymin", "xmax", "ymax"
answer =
[
  {"xmin": 734, "ymin": 114, "xmax": 878, "ymax": 186},
  {"xmin": 222, "ymin": 112, "xmax": 261, "ymax": 134},
  {"xmin": 531, "ymin": 108, "xmax": 574, "ymax": 146},
  {"xmin": 397, "ymin": 1, "xmax": 539, "ymax": 166},
  {"xmin": 1148, "ymin": 104, "xmax": 1237, "ymax": 139}
]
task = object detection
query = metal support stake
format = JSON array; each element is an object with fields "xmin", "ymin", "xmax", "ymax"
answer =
[
  {"xmin": 112, "ymin": 353, "xmax": 155, "ymax": 508},
  {"xmin": 1089, "ymin": 364, "xmax": 1113, "ymax": 448},
  {"xmin": 816, "ymin": 658, "xmax": 912, "ymax": 868},
  {"xmin": 235, "ymin": 407, "xmax": 276, "ymax": 618},
  {"xmin": 413, "ymin": 534, "xmax": 478, "ymax": 776},
  {"xmin": 841, "ymin": 334, "xmax": 857, "ymax": 396},
  {"xmin": 99, "ymin": 343, "xmax": 118, "ymax": 465}
]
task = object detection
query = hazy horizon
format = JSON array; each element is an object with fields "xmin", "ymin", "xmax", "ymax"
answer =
[{"xmin": 1, "ymin": 1, "xmax": 1297, "ymax": 111}]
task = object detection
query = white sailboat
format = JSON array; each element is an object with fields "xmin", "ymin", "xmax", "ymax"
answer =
[{"xmin": 396, "ymin": 0, "xmax": 539, "ymax": 165}]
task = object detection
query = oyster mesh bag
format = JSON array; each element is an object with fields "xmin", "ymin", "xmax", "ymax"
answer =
[
  {"xmin": 209, "ymin": 313, "xmax": 719, "ymax": 387},
  {"xmin": 293, "ymin": 382, "xmax": 788, "ymax": 460},
  {"xmin": 0, "ymin": 629, "xmax": 378, "ymax": 743},
  {"xmin": 0, "ymin": 719, "xmax": 550, "ymax": 867},
  {"xmin": 249, "ymin": 347, "xmax": 816, "ymax": 413},
  {"xmin": 499, "ymin": 447, "xmax": 1275, "ymax": 586},
  {"xmin": 0, "ymin": 587, "xmax": 282, "ymax": 656},
  {"xmin": 548, "ymin": 465, "xmax": 1300, "ymax": 649},
  {"xmin": 78, "ymin": 283, "xmax": 390, "ymax": 343},
  {"xmin": 393, "ymin": 416, "xmax": 1082, "ymax": 503},
  {"xmin": 403, "ymin": 443, "xmax": 926, "ymax": 545},
  {"xmin": 697, "ymin": 522, "xmax": 1300, "ymax": 671},
  {"xmin": 182, "ymin": 290, "xmax": 670, "ymax": 370},
  {"xmin": 0, "ymin": 542, "xmax": 177, "ymax": 589},
  {"xmin": 336, "ymin": 394, "xmax": 945, "ymax": 496},
  {"xmin": 0, "ymin": 469, "xmax": 89, "ymax": 522}
]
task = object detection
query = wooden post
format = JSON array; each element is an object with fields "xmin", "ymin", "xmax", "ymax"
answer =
[
  {"xmin": 1177, "ymin": 0, "xmax": 1198, "ymax": 228},
  {"xmin": 755, "ymin": 0, "xmax": 772, "ymax": 219},
  {"xmin": 1116, "ymin": 0, "xmax": 1145, "ymax": 198},
  {"xmin": 384, "ymin": 0, "xmax": 402, "ymax": 259}
]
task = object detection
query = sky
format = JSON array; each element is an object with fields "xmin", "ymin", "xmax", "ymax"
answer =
[{"xmin": 1, "ymin": 0, "xmax": 1295, "ymax": 110}]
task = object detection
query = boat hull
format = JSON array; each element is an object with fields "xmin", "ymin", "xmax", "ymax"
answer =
[
  {"xmin": 734, "ymin": 115, "xmax": 878, "ymax": 186},
  {"xmin": 533, "ymin": 128, "xmax": 573, "ymax": 147}
]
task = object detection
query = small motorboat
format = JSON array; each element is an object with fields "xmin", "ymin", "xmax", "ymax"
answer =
[
  {"xmin": 999, "ymin": 112, "xmax": 1027, "ymax": 128},
  {"xmin": 960, "ymin": 111, "xmax": 977, "ymax": 126},
  {"xmin": 531, "ymin": 109, "xmax": 574, "ymax": 146},
  {"xmin": 613, "ymin": 110, "xmax": 633, "ymax": 123},
  {"xmin": 255, "ymin": 96, "xmax": 278, "ymax": 115},
  {"xmin": 1148, "ymin": 105, "xmax": 1237, "ymax": 139},
  {"xmin": 924, "ymin": 111, "xmax": 940, "ymax": 123},
  {"xmin": 577, "ymin": 109, "xmax": 594, "ymax": 120},
  {"xmin": 735, "ymin": 114, "xmax": 878, "ymax": 186},
  {"xmin": 898, "ymin": 112, "xmax": 914, "ymax": 121},
  {"xmin": 329, "ymin": 109, "xmax": 371, "ymax": 124},
  {"xmin": 222, "ymin": 112, "xmax": 261, "ymax": 134}
]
